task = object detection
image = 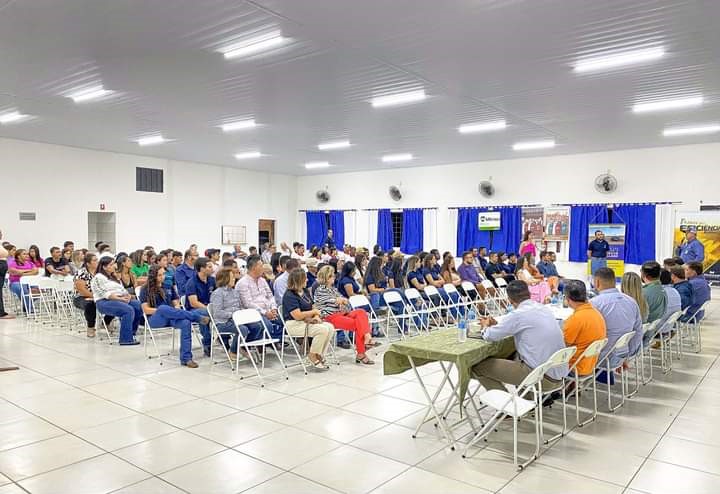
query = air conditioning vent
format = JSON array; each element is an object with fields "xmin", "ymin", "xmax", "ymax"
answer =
[
  {"xmin": 136, "ymin": 167, "xmax": 164, "ymax": 193},
  {"xmin": 19, "ymin": 212, "xmax": 36, "ymax": 221}
]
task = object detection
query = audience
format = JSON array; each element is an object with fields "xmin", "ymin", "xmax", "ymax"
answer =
[
  {"xmin": 183, "ymin": 257, "xmax": 215, "ymax": 356},
  {"xmin": 472, "ymin": 280, "xmax": 568, "ymax": 393},
  {"xmin": 306, "ymin": 258, "xmax": 319, "ymax": 288},
  {"xmin": 640, "ymin": 261, "xmax": 668, "ymax": 324},
  {"xmin": 130, "ymin": 249, "xmax": 149, "ymax": 286},
  {"xmin": 45, "ymin": 246, "xmax": 71, "ymax": 278},
  {"xmin": 63, "ymin": 248, "xmax": 77, "ymax": 275},
  {"xmin": 28, "ymin": 245, "xmax": 44, "ymax": 269},
  {"xmin": 676, "ymin": 227, "xmax": 705, "ymax": 263},
  {"xmin": 261, "ymin": 242, "xmax": 275, "ymax": 264},
  {"xmin": 236, "ymin": 255, "xmax": 284, "ymax": 339},
  {"xmin": 670, "ymin": 265, "xmax": 693, "ymax": 310},
  {"xmin": 591, "ymin": 267, "xmax": 643, "ymax": 370},
  {"xmin": 73, "ymin": 253, "xmax": 110, "ymax": 336},
  {"xmin": 274, "ymin": 257, "xmax": 299, "ymax": 306},
  {"xmin": 440, "ymin": 254, "xmax": 463, "ymax": 292},
  {"xmin": 620, "ymin": 272, "xmax": 649, "ymax": 323},
  {"xmin": 485, "ymin": 251, "xmax": 511, "ymax": 286},
  {"xmin": 175, "ymin": 249, "xmax": 197, "ymax": 297},
  {"xmin": 681, "ymin": 261, "xmax": 711, "ymax": 322},
  {"xmin": 562, "ymin": 280, "xmax": 607, "ymax": 376},
  {"xmin": 515, "ymin": 253, "xmax": 553, "ymax": 303},
  {"xmin": 7, "ymin": 249, "xmax": 39, "ymax": 312},
  {"xmin": 457, "ymin": 251, "xmax": 489, "ymax": 299},
  {"xmin": 537, "ymin": 251, "xmax": 563, "ymax": 289},
  {"xmin": 505, "ymin": 252, "xmax": 518, "ymax": 274},
  {"xmin": 140, "ymin": 265, "xmax": 207, "ymax": 368},
  {"xmin": 91, "ymin": 256, "xmax": 143, "ymax": 345},
  {"xmin": 115, "ymin": 254, "xmax": 137, "ymax": 296},
  {"xmin": 282, "ymin": 268, "xmax": 333, "ymax": 370},
  {"xmin": 658, "ymin": 269, "xmax": 682, "ymax": 332}
]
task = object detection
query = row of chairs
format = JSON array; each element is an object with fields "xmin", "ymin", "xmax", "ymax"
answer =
[{"xmin": 462, "ymin": 301, "xmax": 711, "ymax": 469}]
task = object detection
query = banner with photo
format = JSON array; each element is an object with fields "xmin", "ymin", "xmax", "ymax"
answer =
[
  {"xmin": 674, "ymin": 211, "xmax": 720, "ymax": 284},
  {"xmin": 588, "ymin": 223, "xmax": 626, "ymax": 278},
  {"xmin": 521, "ymin": 206, "xmax": 544, "ymax": 238},
  {"xmin": 544, "ymin": 206, "xmax": 570, "ymax": 241}
]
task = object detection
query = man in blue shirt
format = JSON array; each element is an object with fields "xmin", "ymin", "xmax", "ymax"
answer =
[
  {"xmin": 175, "ymin": 250, "xmax": 197, "ymax": 297},
  {"xmin": 681, "ymin": 262, "xmax": 711, "ymax": 322},
  {"xmin": 670, "ymin": 265, "xmax": 693, "ymax": 310},
  {"xmin": 184, "ymin": 257, "xmax": 216, "ymax": 356},
  {"xmin": 478, "ymin": 247, "xmax": 489, "ymax": 271},
  {"xmin": 322, "ymin": 229, "xmax": 336, "ymax": 250},
  {"xmin": 537, "ymin": 251, "xmax": 564, "ymax": 291},
  {"xmin": 676, "ymin": 228, "xmax": 705, "ymax": 263},
  {"xmin": 591, "ymin": 267, "xmax": 643, "ymax": 368},
  {"xmin": 587, "ymin": 230, "xmax": 610, "ymax": 277}
]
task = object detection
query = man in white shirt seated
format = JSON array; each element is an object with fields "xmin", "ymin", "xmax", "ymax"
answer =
[
  {"xmin": 472, "ymin": 280, "xmax": 568, "ymax": 392},
  {"xmin": 273, "ymin": 257, "xmax": 299, "ymax": 306},
  {"xmin": 291, "ymin": 242, "xmax": 306, "ymax": 263}
]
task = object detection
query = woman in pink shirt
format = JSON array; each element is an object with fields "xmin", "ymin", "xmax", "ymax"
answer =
[
  {"xmin": 8, "ymin": 249, "xmax": 39, "ymax": 312},
  {"xmin": 518, "ymin": 231, "xmax": 538, "ymax": 259},
  {"xmin": 27, "ymin": 245, "xmax": 44, "ymax": 269}
]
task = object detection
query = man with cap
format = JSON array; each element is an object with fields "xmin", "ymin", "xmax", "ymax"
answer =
[{"xmin": 676, "ymin": 227, "xmax": 705, "ymax": 264}]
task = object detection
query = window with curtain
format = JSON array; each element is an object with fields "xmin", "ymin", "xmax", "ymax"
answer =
[
  {"xmin": 306, "ymin": 211, "xmax": 329, "ymax": 248},
  {"xmin": 329, "ymin": 210, "xmax": 345, "ymax": 248},
  {"xmin": 568, "ymin": 205, "xmax": 609, "ymax": 262},
  {"xmin": 400, "ymin": 208, "xmax": 424, "ymax": 253},
  {"xmin": 491, "ymin": 207, "xmax": 522, "ymax": 254},
  {"xmin": 391, "ymin": 211, "xmax": 404, "ymax": 248},
  {"xmin": 377, "ymin": 209, "xmax": 394, "ymax": 251},
  {"xmin": 456, "ymin": 207, "xmax": 491, "ymax": 255}
]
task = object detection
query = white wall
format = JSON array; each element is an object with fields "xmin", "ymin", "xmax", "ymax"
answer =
[
  {"xmin": 0, "ymin": 138, "xmax": 297, "ymax": 254},
  {"xmin": 296, "ymin": 142, "xmax": 720, "ymax": 277}
]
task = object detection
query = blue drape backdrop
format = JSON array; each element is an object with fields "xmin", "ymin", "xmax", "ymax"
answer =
[
  {"xmin": 456, "ymin": 208, "xmax": 491, "ymax": 256},
  {"xmin": 492, "ymin": 207, "xmax": 523, "ymax": 254},
  {"xmin": 306, "ymin": 211, "xmax": 328, "ymax": 249},
  {"xmin": 329, "ymin": 210, "xmax": 345, "ymax": 248},
  {"xmin": 569, "ymin": 205, "xmax": 609, "ymax": 262},
  {"xmin": 377, "ymin": 209, "xmax": 394, "ymax": 251},
  {"xmin": 400, "ymin": 208, "xmax": 424, "ymax": 254},
  {"xmin": 612, "ymin": 204, "xmax": 656, "ymax": 265}
]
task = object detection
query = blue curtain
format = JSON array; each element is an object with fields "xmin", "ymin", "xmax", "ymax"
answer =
[
  {"xmin": 305, "ymin": 211, "xmax": 328, "ymax": 249},
  {"xmin": 377, "ymin": 209, "xmax": 394, "ymax": 252},
  {"xmin": 329, "ymin": 210, "xmax": 345, "ymax": 248},
  {"xmin": 612, "ymin": 204, "xmax": 656, "ymax": 265},
  {"xmin": 569, "ymin": 205, "xmax": 609, "ymax": 262},
  {"xmin": 401, "ymin": 209, "xmax": 424, "ymax": 254},
  {"xmin": 456, "ymin": 208, "xmax": 491, "ymax": 256},
  {"xmin": 491, "ymin": 207, "xmax": 523, "ymax": 254}
]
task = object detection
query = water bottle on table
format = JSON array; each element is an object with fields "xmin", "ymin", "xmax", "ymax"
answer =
[{"xmin": 457, "ymin": 317, "xmax": 467, "ymax": 343}]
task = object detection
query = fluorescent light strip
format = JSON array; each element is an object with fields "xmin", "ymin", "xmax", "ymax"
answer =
[
  {"xmin": 318, "ymin": 140, "xmax": 351, "ymax": 151},
  {"xmin": 458, "ymin": 120, "xmax": 507, "ymax": 134},
  {"xmin": 633, "ymin": 96, "xmax": 703, "ymax": 113},
  {"xmin": 221, "ymin": 34, "xmax": 286, "ymax": 59},
  {"xmin": 371, "ymin": 89, "xmax": 426, "ymax": 108},
  {"xmin": 0, "ymin": 111, "xmax": 29, "ymax": 124},
  {"xmin": 663, "ymin": 124, "xmax": 720, "ymax": 137},
  {"xmin": 69, "ymin": 86, "xmax": 113, "ymax": 103},
  {"xmin": 574, "ymin": 47, "xmax": 665, "ymax": 73},
  {"xmin": 382, "ymin": 153, "xmax": 413, "ymax": 163},
  {"xmin": 219, "ymin": 119, "xmax": 256, "ymax": 132},
  {"xmin": 234, "ymin": 151, "xmax": 262, "ymax": 160},
  {"xmin": 512, "ymin": 140, "xmax": 555, "ymax": 151},
  {"xmin": 136, "ymin": 135, "xmax": 167, "ymax": 146},
  {"xmin": 305, "ymin": 161, "xmax": 331, "ymax": 170}
]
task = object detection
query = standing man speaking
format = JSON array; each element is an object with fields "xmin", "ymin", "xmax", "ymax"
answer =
[
  {"xmin": 587, "ymin": 230, "xmax": 610, "ymax": 276},
  {"xmin": 676, "ymin": 227, "xmax": 705, "ymax": 263}
]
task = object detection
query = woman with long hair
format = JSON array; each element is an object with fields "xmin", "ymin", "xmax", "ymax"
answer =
[
  {"xmin": 405, "ymin": 255, "xmax": 426, "ymax": 293},
  {"xmin": 7, "ymin": 248, "xmax": 39, "ymax": 312},
  {"xmin": 115, "ymin": 253, "xmax": 137, "ymax": 296},
  {"xmin": 364, "ymin": 254, "xmax": 408, "ymax": 334},
  {"xmin": 130, "ymin": 249, "xmax": 149, "ymax": 286},
  {"xmin": 91, "ymin": 256, "xmax": 143, "ymax": 345},
  {"xmin": 338, "ymin": 261, "xmax": 361, "ymax": 298},
  {"xmin": 519, "ymin": 231, "xmax": 538, "ymax": 259},
  {"xmin": 386, "ymin": 254, "xmax": 404, "ymax": 289},
  {"xmin": 270, "ymin": 252, "xmax": 282, "ymax": 276},
  {"xmin": 62, "ymin": 248, "xmax": 77, "ymax": 276},
  {"xmin": 140, "ymin": 264, "xmax": 207, "ymax": 367},
  {"xmin": 73, "ymin": 253, "xmax": 112, "ymax": 336},
  {"xmin": 621, "ymin": 272, "xmax": 649, "ymax": 323},
  {"xmin": 27, "ymin": 244, "xmax": 43, "ymax": 269},
  {"xmin": 354, "ymin": 252, "xmax": 368, "ymax": 285},
  {"xmin": 422, "ymin": 254, "xmax": 462, "ymax": 318},
  {"xmin": 515, "ymin": 254, "xmax": 552, "ymax": 303},
  {"xmin": 315, "ymin": 265, "xmax": 381, "ymax": 364},
  {"xmin": 440, "ymin": 254, "xmax": 464, "ymax": 294},
  {"xmin": 282, "ymin": 268, "xmax": 334, "ymax": 370}
]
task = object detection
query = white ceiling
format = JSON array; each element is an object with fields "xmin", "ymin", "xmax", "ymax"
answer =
[{"xmin": 0, "ymin": 0, "xmax": 719, "ymax": 175}]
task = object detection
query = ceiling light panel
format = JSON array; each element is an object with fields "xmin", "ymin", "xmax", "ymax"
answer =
[
  {"xmin": 371, "ymin": 89, "xmax": 426, "ymax": 108},
  {"xmin": 305, "ymin": 161, "xmax": 331, "ymax": 169},
  {"xmin": 219, "ymin": 119, "xmax": 256, "ymax": 132},
  {"xmin": 458, "ymin": 120, "xmax": 507, "ymax": 134},
  {"xmin": 234, "ymin": 151, "xmax": 263, "ymax": 159},
  {"xmin": 136, "ymin": 135, "xmax": 168, "ymax": 146},
  {"xmin": 632, "ymin": 96, "xmax": 703, "ymax": 113},
  {"xmin": 0, "ymin": 111, "xmax": 30, "ymax": 124},
  {"xmin": 318, "ymin": 140, "xmax": 351, "ymax": 150},
  {"xmin": 574, "ymin": 47, "xmax": 665, "ymax": 73},
  {"xmin": 382, "ymin": 153, "xmax": 414, "ymax": 163},
  {"xmin": 68, "ymin": 85, "xmax": 114, "ymax": 103},
  {"xmin": 663, "ymin": 124, "xmax": 720, "ymax": 137},
  {"xmin": 512, "ymin": 140, "xmax": 555, "ymax": 151},
  {"xmin": 220, "ymin": 32, "xmax": 287, "ymax": 59}
]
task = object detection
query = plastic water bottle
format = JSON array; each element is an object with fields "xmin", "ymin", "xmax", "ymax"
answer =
[
  {"xmin": 551, "ymin": 294, "xmax": 558, "ymax": 305},
  {"xmin": 468, "ymin": 308, "xmax": 476, "ymax": 322},
  {"xmin": 457, "ymin": 318, "xmax": 467, "ymax": 343},
  {"xmin": 506, "ymin": 304, "xmax": 514, "ymax": 314}
]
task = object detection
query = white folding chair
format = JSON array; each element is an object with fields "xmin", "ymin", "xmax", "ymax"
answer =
[
  {"xmin": 424, "ymin": 286, "xmax": 450, "ymax": 326},
  {"xmin": 349, "ymin": 294, "xmax": 388, "ymax": 337},
  {"xmin": 463, "ymin": 360, "xmax": 552, "ymax": 470},
  {"xmin": 597, "ymin": 331, "xmax": 636, "ymax": 412},
  {"xmin": 495, "ymin": 277, "xmax": 510, "ymax": 305},
  {"xmin": 179, "ymin": 295, "xmax": 206, "ymax": 348},
  {"xmin": 682, "ymin": 300, "xmax": 711, "ymax": 354},
  {"xmin": 481, "ymin": 279, "xmax": 504, "ymax": 315},
  {"xmin": 276, "ymin": 312, "xmax": 309, "ymax": 374},
  {"xmin": 36, "ymin": 277, "xmax": 60, "ymax": 325},
  {"xmin": 19, "ymin": 275, "xmax": 42, "ymax": 321},
  {"xmin": 404, "ymin": 288, "xmax": 441, "ymax": 330},
  {"xmin": 537, "ymin": 346, "xmax": 577, "ymax": 444},
  {"xmin": 232, "ymin": 309, "xmax": 288, "ymax": 386},
  {"xmin": 639, "ymin": 318, "xmax": 667, "ymax": 383},
  {"xmin": 460, "ymin": 281, "xmax": 485, "ymax": 315},
  {"xmin": 442, "ymin": 283, "xmax": 467, "ymax": 322},
  {"xmin": 139, "ymin": 286, "xmax": 177, "ymax": 362},
  {"xmin": 54, "ymin": 278, "xmax": 77, "ymax": 327},
  {"xmin": 207, "ymin": 303, "xmax": 235, "ymax": 367},
  {"xmin": 382, "ymin": 290, "xmax": 419, "ymax": 338},
  {"xmin": 569, "ymin": 338, "xmax": 608, "ymax": 427}
]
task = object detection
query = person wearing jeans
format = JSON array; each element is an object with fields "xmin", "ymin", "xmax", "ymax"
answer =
[
  {"xmin": 7, "ymin": 249, "xmax": 39, "ymax": 313},
  {"xmin": 364, "ymin": 255, "xmax": 410, "ymax": 334},
  {"xmin": 183, "ymin": 257, "xmax": 216, "ymax": 356},
  {"xmin": 91, "ymin": 257, "xmax": 142, "ymax": 345},
  {"xmin": 73, "ymin": 252, "xmax": 112, "ymax": 337},
  {"xmin": 140, "ymin": 265, "xmax": 206, "ymax": 368}
]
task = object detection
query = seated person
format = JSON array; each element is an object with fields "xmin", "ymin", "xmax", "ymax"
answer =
[
  {"xmin": 621, "ymin": 272, "xmax": 649, "ymax": 323},
  {"xmin": 141, "ymin": 265, "xmax": 208, "ymax": 368},
  {"xmin": 282, "ymin": 268, "xmax": 334, "ymax": 370},
  {"xmin": 562, "ymin": 280, "xmax": 607, "ymax": 375},
  {"xmin": 272, "ymin": 256, "xmax": 296, "ymax": 306},
  {"xmin": 477, "ymin": 247, "xmax": 489, "ymax": 271},
  {"xmin": 422, "ymin": 254, "xmax": 461, "ymax": 317},
  {"xmin": 657, "ymin": 269, "xmax": 682, "ymax": 334},
  {"xmin": 209, "ymin": 267, "xmax": 263, "ymax": 360},
  {"xmin": 183, "ymin": 257, "xmax": 216, "ymax": 356},
  {"xmin": 640, "ymin": 261, "xmax": 667, "ymax": 324},
  {"xmin": 504, "ymin": 253, "xmax": 518, "ymax": 274},
  {"xmin": 591, "ymin": 267, "xmax": 643, "ymax": 370},
  {"xmin": 91, "ymin": 256, "xmax": 144, "ymax": 345},
  {"xmin": 457, "ymin": 251, "xmax": 489, "ymax": 299},
  {"xmin": 364, "ymin": 254, "xmax": 411, "ymax": 334},
  {"xmin": 45, "ymin": 246, "xmax": 71, "ymax": 278},
  {"xmin": 681, "ymin": 261, "xmax": 711, "ymax": 322},
  {"xmin": 440, "ymin": 254, "xmax": 464, "ymax": 293},
  {"xmin": 73, "ymin": 253, "xmax": 112, "ymax": 337},
  {"xmin": 235, "ymin": 255, "xmax": 284, "ymax": 339},
  {"xmin": 314, "ymin": 266, "xmax": 380, "ymax": 364},
  {"xmin": 537, "ymin": 251, "xmax": 563, "ymax": 290},
  {"xmin": 7, "ymin": 249, "xmax": 40, "ymax": 313},
  {"xmin": 175, "ymin": 249, "xmax": 197, "ymax": 298},
  {"xmin": 305, "ymin": 258, "xmax": 319, "ymax": 288},
  {"xmin": 670, "ymin": 265, "xmax": 693, "ymax": 310},
  {"xmin": 484, "ymin": 251, "xmax": 513, "ymax": 287},
  {"xmin": 515, "ymin": 254, "xmax": 553, "ymax": 303},
  {"xmin": 472, "ymin": 280, "xmax": 568, "ymax": 391}
]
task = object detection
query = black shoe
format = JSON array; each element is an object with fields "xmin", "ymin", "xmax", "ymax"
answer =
[
  {"xmin": 203, "ymin": 347, "xmax": 211, "ymax": 357},
  {"xmin": 119, "ymin": 340, "xmax": 140, "ymax": 346},
  {"xmin": 542, "ymin": 396, "xmax": 555, "ymax": 408},
  {"xmin": 337, "ymin": 341, "xmax": 352, "ymax": 350}
]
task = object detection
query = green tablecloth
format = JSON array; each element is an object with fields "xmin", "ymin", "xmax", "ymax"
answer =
[{"xmin": 383, "ymin": 329, "xmax": 515, "ymax": 402}]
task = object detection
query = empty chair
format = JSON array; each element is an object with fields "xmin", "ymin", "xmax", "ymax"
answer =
[
  {"xmin": 597, "ymin": 331, "xmax": 636, "ymax": 412},
  {"xmin": 231, "ymin": 309, "xmax": 288, "ymax": 386}
]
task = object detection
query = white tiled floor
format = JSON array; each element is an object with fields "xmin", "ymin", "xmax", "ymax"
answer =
[{"xmin": 0, "ymin": 297, "xmax": 718, "ymax": 494}]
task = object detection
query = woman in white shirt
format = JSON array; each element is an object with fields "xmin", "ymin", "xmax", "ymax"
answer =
[{"xmin": 91, "ymin": 256, "xmax": 144, "ymax": 345}]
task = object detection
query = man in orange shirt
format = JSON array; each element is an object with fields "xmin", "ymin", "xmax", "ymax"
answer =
[{"xmin": 563, "ymin": 280, "xmax": 607, "ymax": 376}]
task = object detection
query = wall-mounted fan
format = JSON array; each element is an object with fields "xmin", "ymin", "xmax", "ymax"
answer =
[
  {"xmin": 316, "ymin": 189, "xmax": 330, "ymax": 203},
  {"xmin": 478, "ymin": 179, "xmax": 495, "ymax": 198},
  {"xmin": 594, "ymin": 173, "xmax": 618, "ymax": 194},
  {"xmin": 388, "ymin": 185, "xmax": 403, "ymax": 202}
]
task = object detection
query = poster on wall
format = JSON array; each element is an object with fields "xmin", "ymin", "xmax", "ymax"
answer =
[
  {"xmin": 544, "ymin": 206, "xmax": 570, "ymax": 241},
  {"xmin": 521, "ymin": 206, "xmax": 544, "ymax": 239},
  {"xmin": 674, "ymin": 211, "xmax": 720, "ymax": 284},
  {"xmin": 478, "ymin": 211, "xmax": 501, "ymax": 231},
  {"xmin": 588, "ymin": 224, "xmax": 626, "ymax": 278}
]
